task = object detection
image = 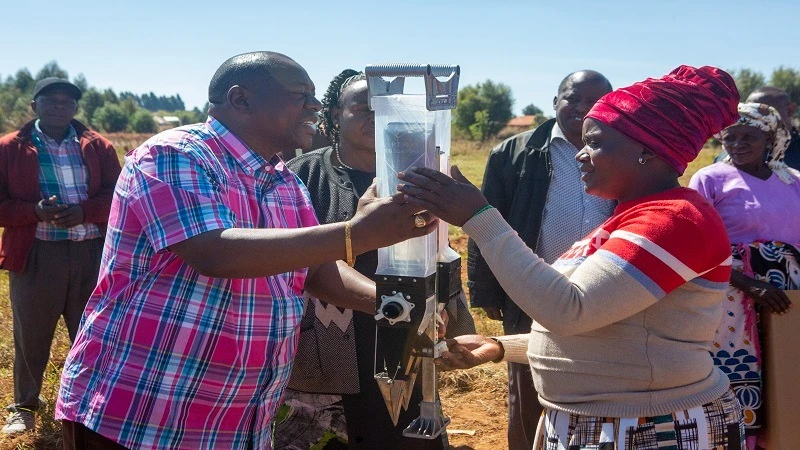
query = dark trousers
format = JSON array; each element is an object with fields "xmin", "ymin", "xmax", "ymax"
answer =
[
  {"xmin": 62, "ymin": 420, "xmax": 128, "ymax": 450},
  {"xmin": 8, "ymin": 238, "xmax": 103, "ymax": 409},
  {"xmin": 507, "ymin": 361, "xmax": 543, "ymax": 450}
]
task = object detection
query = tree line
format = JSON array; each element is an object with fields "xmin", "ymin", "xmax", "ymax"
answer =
[
  {"xmin": 3, "ymin": 62, "xmax": 798, "ymax": 140},
  {"xmin": 0, "ymin": 61, "xmax": 206, "ymax": 134},
  {"xmin": 453, "ymin": 66, "xmax": 800, "ymax": 142}
]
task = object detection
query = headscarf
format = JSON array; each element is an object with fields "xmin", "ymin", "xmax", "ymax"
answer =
[
  {"xmin": 585, "ymin": 65, "xmax": 740, "ymax": 175},
  {"xmin": 721, "ymin": 102, "xmax": 797, "ymax": 184}
]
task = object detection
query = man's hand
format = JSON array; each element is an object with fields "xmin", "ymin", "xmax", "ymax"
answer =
[
  {"xmin": 437, "ymin": 307, "xmax": 449, "ymax": 340},
  {"xmin": 34, "ymin": 196, "xmax": 68, "ymax": 222},
  {"xmin": 51, "ymin": 205, "xmax": 85, "ymax": 228},
  {"xmin": 350, "ymin": 181, "xmax": 438, "ymax": 254},
  {"xmin": 482, "ymin": 306, "xmax": 503, "ymax": 321},
  {"xmin": 434, "ymin": 334, "xmax": 503, "ymax": 371}
]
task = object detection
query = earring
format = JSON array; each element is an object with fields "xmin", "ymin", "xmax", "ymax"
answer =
[{"xmin": 638, "ymin": 157, "xmax": 646, "ymax": 165}]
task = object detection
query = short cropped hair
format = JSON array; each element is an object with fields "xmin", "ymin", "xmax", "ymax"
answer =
[
  {"xmin": 208, "ymin": 51, "xmax": 295, "ymax": 104},
  {"xmin": 557, "ymin": 70, "xmax": 613, "ymax": 94}
]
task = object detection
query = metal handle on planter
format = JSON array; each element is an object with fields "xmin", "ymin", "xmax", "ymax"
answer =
[
  {"xmin": 366, "ymin": 64, "xmax": 460, "ymax": 111},
  {"xmin": 366, "ymin": 64, "xmax": 459, "ymax": 78}
]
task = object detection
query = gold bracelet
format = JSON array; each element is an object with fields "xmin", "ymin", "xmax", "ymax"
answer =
[{"xmin": 345, "ymin": 221, "xmax": 355, "ymax": 267}]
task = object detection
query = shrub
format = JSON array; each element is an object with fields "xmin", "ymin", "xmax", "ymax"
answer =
[
  {"xmin": 93, "ymin": 104, "xmax": 128, "ymax": 133},
  {"xmin": 130, "ymin": 109, "xmax": 157, "ymax": 133}
]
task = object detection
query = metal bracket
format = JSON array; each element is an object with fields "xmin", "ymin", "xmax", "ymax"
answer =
[{"xmin": 366, "ymin": 64, "xmax": 460, "ymax": 111}]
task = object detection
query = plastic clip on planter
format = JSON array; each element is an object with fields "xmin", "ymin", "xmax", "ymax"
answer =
[{"xmin": 366, "ymin": 64, "xmax": 461, "ymax": 440}]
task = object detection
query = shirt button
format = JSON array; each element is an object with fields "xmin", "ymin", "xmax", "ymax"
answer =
[{"xmin": 343, "ymin": 334, "xmax": 350, "ymax": 340}]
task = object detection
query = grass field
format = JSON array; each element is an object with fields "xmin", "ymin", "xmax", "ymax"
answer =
[{"xmin": 0, "ymin": 134, "xmax": 721, "ymax": 449}]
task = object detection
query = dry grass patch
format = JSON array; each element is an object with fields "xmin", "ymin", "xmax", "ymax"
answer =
[{"xmin": 441, "ymin": 363, "xmax": 508, "ymax": 450}]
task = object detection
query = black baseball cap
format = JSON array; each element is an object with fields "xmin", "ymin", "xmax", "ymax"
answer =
[{"xmin": 33, "ymin": 77, "xmax": 82, "ymax": 101}]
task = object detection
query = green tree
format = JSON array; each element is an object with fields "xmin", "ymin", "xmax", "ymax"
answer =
[
  {"xmin": 119, "ymin": 98, "xmax": 138, "ymax": 117},
  {"xmin": 73, "ymin": 74, "xmax": 89, "ymax": 92},
  {"xmin": 469, "ymin": 110, "xmax": 493, "ymax": 140},
  {"xmin": 522, "ymin": 103, "xmax": 543, "ymax": 116},
  {"xmin": 130, "ymin": 109, "xmax": 157, "ymax": 133},
  {"xmin": 94, "ymin": 104, "xmax": 128, "ymax": 132},
  {"xmin": 531, "ymin": 113, "xmax": 549, "ymax": 128},
  {"xmin": 0, "ymin": 93, "xmax": 34, "ymax": 132},
  {"xmin": 173, "ymin": 109, "xmax": 205, "ymax": 125},
  {"xmin": 453, "ymin": 80, "xmax": 514, "ymax": 140},
  {"xmin": 12, "ymin": 69, "xmax": 35, "ymax": 93},
  {"xmin": 770, "ymin": 66, "xmax": 800, "ymax": 113},
  {"xmin": 80, "ymin": 89, "xmax": 105, "ymax": 126},
  {"xmin": 35, "ymin": 61, "xmax": 68, "ymax": 81},
  {"xmin": 102, "ymin": 89, "xmax": 119, "ymax": 104},
  {"xmin": 729, "ymin": 68, "xmax": 766, "ymax": 101}
]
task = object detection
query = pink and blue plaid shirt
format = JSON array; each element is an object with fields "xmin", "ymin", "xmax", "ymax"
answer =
[{"xmin": 56, "ymin": 117, "xmax": 318, "ymax": 449}]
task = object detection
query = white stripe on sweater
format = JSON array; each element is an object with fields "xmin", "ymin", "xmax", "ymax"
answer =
[
  {"xmin": 609, "ymin": 230, "xmax": 733, "ymax": 281},
  {"xmin": 609, "ymin": 229, "xmax": 699, "ymax": 281}
]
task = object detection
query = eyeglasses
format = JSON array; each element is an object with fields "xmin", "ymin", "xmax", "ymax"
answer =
[{"xmin": 36, "ymin": 97, "xmax": 78, "ymax": 108}]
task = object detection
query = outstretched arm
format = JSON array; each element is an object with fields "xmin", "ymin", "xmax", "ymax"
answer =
[
  {"xmin": 400, "ymin": 167, "xmax": 730, "ymax": 336},
  {"xmin": 170, "ymin": 185, "xmax": 437, "ymax": 279}
]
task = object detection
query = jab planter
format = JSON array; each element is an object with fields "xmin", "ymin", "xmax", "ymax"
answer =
[{"xmin": 366, "ymin": 64, "xmax": 461, "ymax": 439}]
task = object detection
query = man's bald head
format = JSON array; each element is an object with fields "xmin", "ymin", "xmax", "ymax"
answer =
[
  {"xmin": 205, "ymin": 51, "xmax": 320, "ymax": 160},
  {"xmin": 208, "ymin": 51, "xmax": 300, "ymax": 104},
  {"xmin": 553, "ymin": 70, "xmax": 612, "ymax": 148},
  {"xmin": 558, "ymin": 70, "xmax": 612, "ymax": 95},
  {"xmin": 746, "ymin": 86, "xmax": 795, "ymax": 128}
]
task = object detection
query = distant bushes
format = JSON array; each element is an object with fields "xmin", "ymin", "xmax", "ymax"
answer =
[{"xmin": 0, "ymin": 61, "xmax": 206, "ymax": 134}]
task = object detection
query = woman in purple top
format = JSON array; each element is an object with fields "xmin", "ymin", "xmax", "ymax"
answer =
[{"xmin": 690, "ymin": 102, "xmax": 800, "ymax": 450}]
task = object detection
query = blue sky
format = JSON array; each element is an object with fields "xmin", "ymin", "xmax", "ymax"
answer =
[{"xmin": 2, "ymin": 0, "xmax": 798, "ymax": 114}]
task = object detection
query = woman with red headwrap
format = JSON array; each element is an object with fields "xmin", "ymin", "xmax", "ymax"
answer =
[
  {"xmin": 689, "ymin": 103, "xmax": 800, "ymax": 450},
  {"xmin": 397, "ymin": 66, "xmax": 745, "ymax": 449}
]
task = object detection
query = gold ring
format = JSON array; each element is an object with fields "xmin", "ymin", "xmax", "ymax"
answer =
[{"xmin": 414, "ymin": 214, "xmax": 427, "ymax": 228}]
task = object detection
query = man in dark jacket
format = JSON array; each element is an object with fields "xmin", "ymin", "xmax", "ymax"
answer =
[
  {"xmin": 714, "ymin": 86, "xmax": 800, "ymax": 169},
  {"xmin": 467, "ymin": 71, "xmax": 615, "ymax": 450},
  {"xmin": 0, "ymin": 77, "xmax": 121, "ymax": 433}
]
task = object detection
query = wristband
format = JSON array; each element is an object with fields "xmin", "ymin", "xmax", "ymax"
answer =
[{"xmin": 469, "ymin": 204, "xmax": 494, "ymax": 221}]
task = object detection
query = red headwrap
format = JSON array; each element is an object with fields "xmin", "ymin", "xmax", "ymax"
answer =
[{"xmin": 585, "ymin": 65, "xmax": 739, "ymax": 175}]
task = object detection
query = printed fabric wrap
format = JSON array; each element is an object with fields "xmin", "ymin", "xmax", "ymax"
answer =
[{"xmin": 712, "ymin": 240, "xmax": 800, "ymax": 433}]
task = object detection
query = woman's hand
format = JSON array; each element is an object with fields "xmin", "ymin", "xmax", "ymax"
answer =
[
  {"xmin": 434, "ymin": 334, "xmax": 502, "ymax": 371},
  {"xmin": 731, "ymin": 271, "xmax": 792, "ymax": 314},
  {"xmin": 746, "ymin": 280, "xmax": 792, "ymax": 314},
  {"xmin": 397, "ymin": 166, "xmax": 489, "ymax": 227}
]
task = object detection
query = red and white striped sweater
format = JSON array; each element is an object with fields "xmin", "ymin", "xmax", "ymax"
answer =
[{"xmin": 464, "ymin": 187, "xmax": 732, "ymax": 417}]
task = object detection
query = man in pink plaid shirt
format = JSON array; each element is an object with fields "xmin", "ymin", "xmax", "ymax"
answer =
[{"xmin": 55, "ymin": 51, "xmax": 436, "ymax": 449}]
